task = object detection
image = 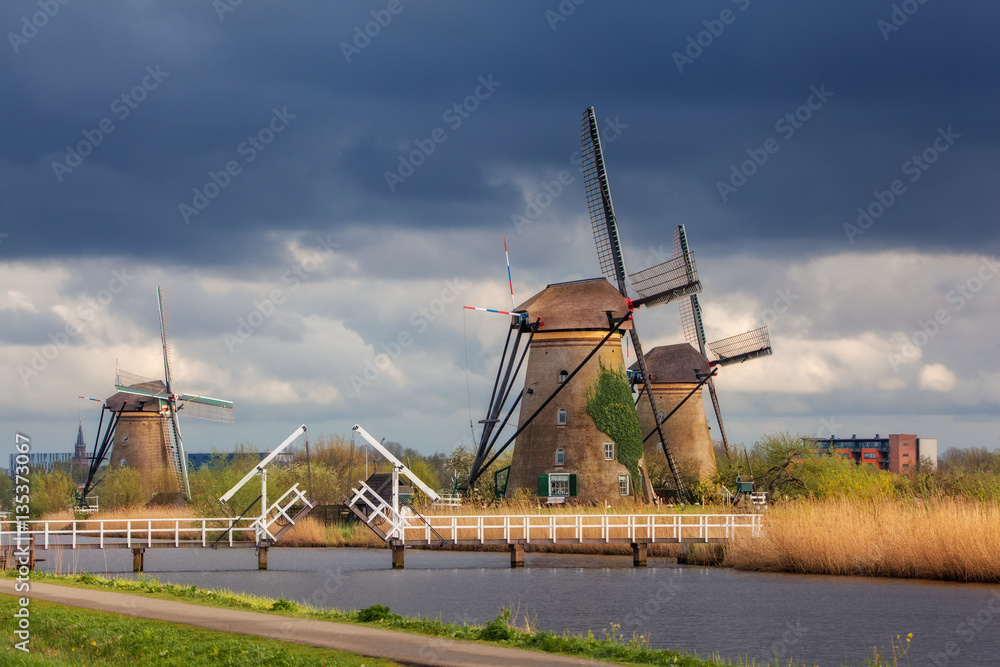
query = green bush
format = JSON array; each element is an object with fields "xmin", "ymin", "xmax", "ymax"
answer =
[
  {"xmin": 99, "ymin": 466, "xmax": 146, "ymax": 509},
  {"xmin": 478, "ymin": 608, "xmax": 517, "ymax": 641},
  {"xmin": 355, "ymin": 604, "xmax": 400, "ymax": 623}
]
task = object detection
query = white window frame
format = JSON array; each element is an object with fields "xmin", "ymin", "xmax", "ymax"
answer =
[
  {"xmin": 604, "ymin": 443, "xmax": 615, "ymax": 460},
  {"xmin": 618, "ymin": 473, "xmax": 630, "ymax": 496},
  {"xmin": 555, "ymin": 448, "xmax": 565, "ymax": 466},
  {"xmin": 549, "ymin": 474, "xmax": 570, "ymax": 496},
  {"xmin": 556, "ymin": 408, "xmax": 567, "ymax": 425}
]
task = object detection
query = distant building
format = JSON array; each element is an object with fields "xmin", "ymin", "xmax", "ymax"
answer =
[
  {"xmin": 803, "ymin": 433, "xmax": 936, "ymax": 473},
  {"xmin": 73, "ymin": 422, "xmax": 88, "ymax": 467},
  {"xmin": 8, "ymin": 452, "xmax": 74, "ymax": 474}
]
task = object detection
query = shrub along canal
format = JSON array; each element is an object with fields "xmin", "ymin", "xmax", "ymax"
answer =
[{"xmin": 37, "ymin": 546, "xmax": 1000, "ymax": 667}]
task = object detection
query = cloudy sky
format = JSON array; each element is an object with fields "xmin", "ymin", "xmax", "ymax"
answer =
[{"xmin": 2, "ymin": 1, "xmax": 997, "ymax": 461}]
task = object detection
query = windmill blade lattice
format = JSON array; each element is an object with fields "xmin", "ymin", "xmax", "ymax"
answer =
[
  {"xmin": 582, "ymin": 107, "xmax": 686, "ymax": 498},
  {"xmin": 581, "ymin": 108, "xmax": 627, "ymax": 293},
  {"xmin": 628, "ymin": 254, "xmax": 702, "ymax": 307},
  {"xmin": 708, "ymin": 327, "xmax": 772, "ymax": 366}
]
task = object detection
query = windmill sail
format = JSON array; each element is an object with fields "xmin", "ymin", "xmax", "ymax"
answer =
[
  {"xmin": 581, "ymin": 108, "xmax": 628, "ymax": 294},
  {"xmin": 671, "ymin": 225, "xmax": 773, "ymax": 450},
  {"xmin": 708, "ymin": 327, "xmax": 772, "ymax": 366},
  {"xmin": 582, "ymin": 107, "xmax": 686, "ymax": 498}
]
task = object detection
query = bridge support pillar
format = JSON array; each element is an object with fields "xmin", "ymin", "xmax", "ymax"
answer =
[
  {"xmin": 509, "ymin": 542, "xmax": 525, "ymax": 568},
  {"xmin": 132, "ymin": 548, "xmax": 145, "ymax": 573},
  {"xmin": 391, "ymin": 544, "xmax": 405, "ymax": 569},
  {"xmin": 631, "ymin": 541, "xmax": 648, "ymax": 567},
  {"xmin": 258, "ymin": 545, "xmax": 268, "ymax": 570}
]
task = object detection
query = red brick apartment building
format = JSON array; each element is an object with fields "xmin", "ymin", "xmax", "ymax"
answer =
[{"xmin": 802, "ymin": 434, "xmax": 937, "ymax": 474}]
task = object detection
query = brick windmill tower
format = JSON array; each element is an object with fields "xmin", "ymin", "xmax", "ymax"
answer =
[
  {"xmin": 501, "ymin": 278, "xmax": 642, "ymax": 503},
  {"xmin": 632, "ymin": 344, "xmax": 717, "ymax": 483}
]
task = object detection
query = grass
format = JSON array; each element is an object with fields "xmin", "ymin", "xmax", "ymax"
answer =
[
  {"xmin": 725, "ymin": 497, "xmax": 1000, "ymax": 582},
  {"xmin": 0, "ymin": 572, "xmax": 766, "ymax": 666},
  {"xmin": 0, "ymin": 596, "xmax": 399, "ymax": 666}
]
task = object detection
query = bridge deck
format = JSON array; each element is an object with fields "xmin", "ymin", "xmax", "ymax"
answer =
[{"xmin": 393, "ymin": 513, "xmax": 761, "ymax": 546}]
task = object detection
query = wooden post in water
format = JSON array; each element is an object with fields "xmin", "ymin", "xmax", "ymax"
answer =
[
  {"xmin": 132, "ymin": 548, "xmax": 145, "ymax": 573},
  {"xmin": 510, "ymin": 542, "xmax": 525, "ymax": 568},
  {"xmin": 391, "ymin": 543, "xmax": 405, "ymax": 569},
  {"xmin": 631, "ymin": 541, "xmax": 648, "ymax": 567},
  {"xmin": 258, "ymin": 545, "xmax": 268, "ymax": 570}
]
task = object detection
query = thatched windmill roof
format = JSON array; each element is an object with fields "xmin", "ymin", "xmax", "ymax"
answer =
[
  {"xmin": 631, "ymin": 343, "xmax": 709, "ymax": 384},
  {"xmin": 515, "ymin": 278, "xmax": 632, "ymax": 331}
]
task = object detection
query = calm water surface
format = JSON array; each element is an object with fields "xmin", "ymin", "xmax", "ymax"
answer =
[{"xmin": 40, "ymin": 547, "xmax": 999, "ymax": 666}]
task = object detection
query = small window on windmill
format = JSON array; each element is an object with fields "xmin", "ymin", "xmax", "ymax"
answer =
[
  {"xmin": 618, "ymin": 473, "xmax": 630, "ymax": 496},
  {"xmin": 549, "ymin": 474, "xmax": 570, "ymax": 496},
  {"xmin": 604, "ymin": 443, "xmax": 615, "ymax": 460},
  {"xmin": 555, "ymin": 448, "xmax": 565, "ymax": 466},
  {"xmin": 657, "ymin": 410, "xmax": 665, "ymax": 421},
  {"xmin": 558, "ymin": 370, "xmax": 569, "ymax": 383},
  {"xmin": 557, "ymin": 408, "xmax": 567, "ymax": 425}
]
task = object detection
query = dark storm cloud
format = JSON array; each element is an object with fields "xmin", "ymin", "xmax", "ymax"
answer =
[{"xmin": 0, "ymin": 1, "xmax": 996, "ymax": 272}]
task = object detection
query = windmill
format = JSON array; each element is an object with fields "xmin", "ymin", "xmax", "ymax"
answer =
[
  {"xmin": 109, "ymin": 287, "xmax": 234, "ymax": 500},
  {"xmin": 671, "ymin": 224, "xmax": 772, "ymax": 454},
  {"xmin": 465, "ymin": 108, "xmax": 704, "ymax": 502},
  {"xmin": 579, "ymin": 106, "xmax": 705, "ymax": 497}
]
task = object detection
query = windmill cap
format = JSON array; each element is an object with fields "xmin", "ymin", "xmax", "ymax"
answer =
[
  {"xmin": 514, "ymin": 278, "xmax": 632, "ymax": 331},
  {"xmin": 630, "ymin": 343, "xmax": 710, "ymax": 383},
  {"xmin": 105, "ymin": 379, "xmax": 166, "ymax": 412}
]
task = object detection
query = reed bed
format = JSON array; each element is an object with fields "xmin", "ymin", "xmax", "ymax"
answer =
[{"xmin": 725, "ymin": 497, "xmax": 1000, "ymax": 582}]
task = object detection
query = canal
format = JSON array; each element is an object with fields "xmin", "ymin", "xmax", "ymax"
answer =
[{"xmin": 38, "ymin": 547, "xmax": 998, "ymax": 666}]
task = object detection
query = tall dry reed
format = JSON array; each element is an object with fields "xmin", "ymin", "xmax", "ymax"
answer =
[{"xmin": 725, "ymin": 497, "xmax": 1000, "ymax": 582}]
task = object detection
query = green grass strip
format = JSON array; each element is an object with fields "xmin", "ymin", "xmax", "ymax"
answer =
[{"xmin": 0, "ymin": 596, "xmax": 398, "ymax": 666}]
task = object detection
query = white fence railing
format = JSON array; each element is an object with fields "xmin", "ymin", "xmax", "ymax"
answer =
[
  {"xmin": 403, "ymin": 513, "xmax": 762, "ymax": 545},
  {"xmin": 0, "ymin": 518, "xmax": 261, "ymax": 550}
]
